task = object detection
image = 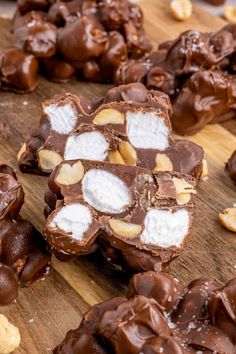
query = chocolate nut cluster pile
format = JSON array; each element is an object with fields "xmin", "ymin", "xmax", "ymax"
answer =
[
  {"xmin": 54, "ymin": 271, "xmax": 236, "ymax": 354},
  {"xmin": 0, "ymin": 0, "xmax": 152, "ymax": 92},
  {"xmin": 0, "ymin": 164, "xmax": 51, "ymax": 305},
  {"xmin": 115, "ymin": 24, "xmax": 236, "ymax": 135}
]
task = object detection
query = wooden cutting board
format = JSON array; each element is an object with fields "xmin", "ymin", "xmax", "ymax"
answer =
[{"xmin": 1, "ymin": 1, "xmax": 236, "ymax": 352}]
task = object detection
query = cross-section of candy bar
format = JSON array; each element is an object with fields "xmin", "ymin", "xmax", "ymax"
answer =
[
  {"xmin": 0, "ymin": 164, "xmax": 51, "ymax": 305},
  {"xmin": 18, "ymin": 83, "xmax": 204, "ymax": 180},
  {"xmin": 54, "ymin": 270, "xmax": 236, "ymax": 354},
  {"xmin": 44, "ymin": 159, "xmax": 196, "ymax": 272}
]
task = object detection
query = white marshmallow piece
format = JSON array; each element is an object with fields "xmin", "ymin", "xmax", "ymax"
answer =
[
  {"xmin": 82, "ymin": 169, "xmax": 131, "ymax": 213},
  {"xmin": 44, "ymin": 104, "xmax": 78, "ymax": 135},
  {"xmin": 126, "ymin": 110, "xmax": 169, "ymax": 150},
  {"xmin": 0, "ymin": 314, "xmax": 21, "ymax": 354},
  {"xmin": 50, "ymin": 203, "xmax": 92, "ymax": 240},
  {"xmin": 64, "ymin": 131, "xmax": 109, "ymax": 161},
  {"xmin": 141, "ymin": 209, "xmax": 189, "ymax": 248}
]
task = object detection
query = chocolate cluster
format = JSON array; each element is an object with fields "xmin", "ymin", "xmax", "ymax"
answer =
[
  {"xmin": 0, "ymin": 0, "xmax": 151, "ymax": 92},
  {"xmin": 115, "ymin": 25, "xmax": 236, "ymax": 135},
  {"xmin": 54, "ymin": 271, "xmax": 236, "ymax": 353},
  {"xmin": 43, "ymin": 159, "xmax": 196, "ymax": 272},
  {"xmin": 226, "ymin": 149, "xmax": 236, "ymax": 183},
  {"xmin": 17, "ymin": 83, "xmax": 204, "ymax": 180},
  {"xmin": 0, "ymin": 164, "xmax": 51, "ymax": 305}
]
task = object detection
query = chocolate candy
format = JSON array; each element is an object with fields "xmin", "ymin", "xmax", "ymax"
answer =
[
  {"xmin": 115, "ymin": 26, "xmax": 236, "ymax": 135},
  {"xmin": 54, "ymin": 271, "xmax": 236, "ymax": 353},
  {"xmin": 8, "ymin": 0, "xmax": 151, "ymax": 91},
  {"xmin": 172, "ymin": 70, "xmax": 236, "ymax": 135},
  {"xmin": 44, "ymin": 159, "xmax": 196, "ymax": 271},
  {"xmin": 0, "ymin": 164, "xmax": 51, "ymax": 305},
  {"xmin": 204, "ymin": 0, "xmax": 226, "ymax": 5},
  {"xmin": 17, "ymin": 83, "xmax": 204, "ymax": 181},
  {"xmin": 0, "ymin": 48, "xmax": 39, "ymax": 92},
  {"xmin": 226, "ymin": 150, "xmax": 236, "ymax": 184}
]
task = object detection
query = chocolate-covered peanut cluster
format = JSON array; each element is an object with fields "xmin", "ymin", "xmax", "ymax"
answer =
[
  {"xmin": 0, "ymin": 165, "xmax": 51, "ymax": 305},
  {"xmin": 44, "ymin": 159, "xmax": 196, "ymax": 271},
  {"xmin": 0, "ymin": 0, "xmax": 151, "ymax": 92},
  {"xmin": 17, "ymin": 83, "xmax": 204, "ymax": 180},
  {"xmin": 115, "ymin": 25, "xmax": 236, "ymax": 135},
  {"xmin": 226, "ymin": 149, "xmax": 236, "ymax": 183},
  {"xmin": 54, "ymin": 271, "xmax": 236, "ymax": 353}
]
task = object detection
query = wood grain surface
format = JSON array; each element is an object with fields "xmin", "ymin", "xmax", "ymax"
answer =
[{"xmin": 0, "ymin": 1, "xmax": 236, "ymax": 352}]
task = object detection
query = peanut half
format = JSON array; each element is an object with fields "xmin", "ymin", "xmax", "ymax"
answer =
[
  {"xmin": 38, "ymin": 149, "xmax": 63, "ymax": 172},
  {"xmin": 219, "ymin": 208, "xmax": 236, "ymax": 232},
  {"xmin": 170, "ymin": 0, "xmax": 192, "ymax": 21},
  {"xmin": 108, "ymin": 150, "xmax": 125, "ymax": 164},
  {"xmin": 0, "ymin": 314, "xmax": 21, "ymax": 354},
  {"xmin": 93, "ymin": 109, "xmax": 125, "ymax": 126},
  {"xmin": 17, "ymin": 143, "xmax": 26, "ymax": 161},
  {"xmin": 154, "ymin": 153, "xmax": 173, "ymax": 172},
  {"xmin": 173, "ymin": 177, "xmax": 196, "ymax": 205},
  {"xmin": 224, "ymin": 6, "xmax": 236, "ymax": 24},
  {"xmin": 109, "ymin": 219, "xmax": 142, "ymax": 238},
  {"xmin": 118, "ymin": 141, "xmax": 137, "ymax": 166},
  {"xmin": 55, "ymin": 161, "xmax": 84, "ymax": 185}
]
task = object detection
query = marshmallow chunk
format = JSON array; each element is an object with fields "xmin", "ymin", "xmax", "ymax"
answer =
[
  {"xmin": 126, "ymin": 111, "xmax": 169, "ymax": 150},
  {"xmin": 45, "ymin": 104, "xmax": 78, "ymax": 134},
  {"xmin": 141, "ymin": 209, "xmax": 189, "ymax": 247},
  {"xmin": 50, "ymin": 204, "xmax": 92, "ymax": 240},
  {"xmin": 64, "ymin": 132, "xmax": 109, "ymax": 161},
  {"xmin": 82, "ymin": 169, "xmax": 131, "ymax": 213}
]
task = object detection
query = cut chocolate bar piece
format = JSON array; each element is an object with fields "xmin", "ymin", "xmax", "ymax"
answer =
[
  {"xmin": 18, "ymin": 83, "xmax": 204, "ymax": 180},
  {"xmin": 0, "ymin": 164, "xmax": 51, "ymax": 305},
  {"xmin": 44, "ymin": 159, "xmax": 196, "ymax": 272},
  {"xmin": 54, "ymin": 271, "xmax": 236, "ymax": 354}
]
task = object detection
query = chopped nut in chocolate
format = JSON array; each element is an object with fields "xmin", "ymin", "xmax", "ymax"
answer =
[
  {"xmin": 0, "ymin": 0, "xmax": 151, "ymax": 92},
  {"xmin": 44, "ymin": 159, "xmax": 196, "ymax": 272},
  {"xmin": 0, "ymin": 164, "xmax": 51, "ymax": 305},
  {"xmin": 54, "ymin": 271, "xmax": 236, "ymax": 354},
  {"xmin": 18, "ymin": 83, "xmax": 204, "ymax": 181},
  {"xmin": 115, "ymin": 24, "xmax": 236, "ymax": 135}
]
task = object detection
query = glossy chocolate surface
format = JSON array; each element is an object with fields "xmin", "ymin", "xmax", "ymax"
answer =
[
  {"xmin": 115, "ymin": 25, "xmax": 236, "ymax": 135},
  {"xmin": 54, "ymin": 271, "xmax": 236, "ymax": 353},
  {"xmin": 0, "ymin": 48, "xmax": 39, "ymax": 92},
  {"xmin": 0, "ymin": 164, "xmax": 51, "ymax": 305},
  {"xmin": 226, "ymin": 149, "xmax": 236, "ymax": 184},
  {"xmin": 8, "ymin": 0, "xmax": 151, "ymax": 90}
]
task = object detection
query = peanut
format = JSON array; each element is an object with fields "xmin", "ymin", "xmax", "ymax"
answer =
[
  {"xmin": 55, "ymin": 161, "xmax": 84, "ymax": 185},
  {"xmin": 109, "ymin": 219, "xmax": 142, "ymax": 238},
  {"xmin": 93, "ymin": 109, "xmax": 125, "ymax": 125}
]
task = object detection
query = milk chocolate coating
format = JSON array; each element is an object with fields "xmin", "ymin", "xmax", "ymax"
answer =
[
  {"xmin": 18, "ymin": 83, "xmax": 204, "ymax": 181},
  {"xmin": 44, "ymin": 159, "xmax": 196, "ymax": 272},
  {"xmin": 14, "ymin": 17, "xmax": 57, "ymax": 58},
  {"xmin": 10, "ymin": 0, "xmax": 151, "ymax": 90},
  {"xmin": 204, "ymin": 0, "xmax": 226, "ymax": 4},
  {"xmin": 172, "ymin": 70, "xmax": 236, "ymax": 135},
  {"xmin": 115, "ymin": 26, "xmax": 236, "ymax": 135},
  {"xmin": 226, "ymin": 150, "xmax": 236, "ymax": 183},
  {"xmin": 54, "ymin": 271, "xmax": 236, "ymax": 353},
  {"xmin": 0, "ymin": 165, "xmax": 51, "ymax": 305},
  {"xmin": 0, "ymin": 48, "xmax": 39, "ymax": 92}
]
